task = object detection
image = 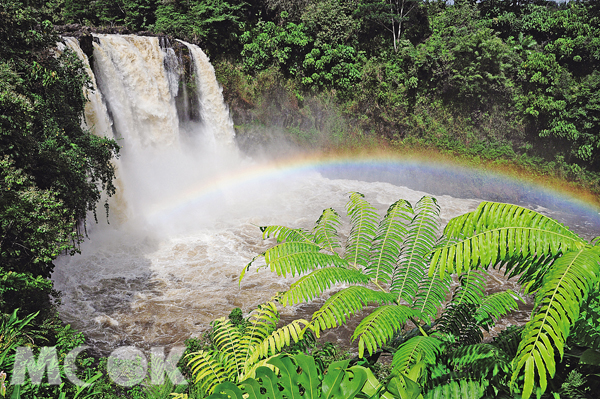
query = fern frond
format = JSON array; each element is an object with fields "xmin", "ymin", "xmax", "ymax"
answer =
[
  {"xmin": 246, "ymin": 319, "xmax": 310, "ymax": 369},
  {"xmin": 392, "ymin": 196, "xmax": 440, "ymax": 303},
  {"xmin": 570, "ymin": 289, "xmax": 600, "ymax": 349},
  {"xmin": 352, "ymin": 304, "xmax": 419, "ymax": 358},
  {"xmin": 309, "ymin": 286, "xmax": 397, "ymax": 338},
  {"xmin": 512, "ymin": 247, "xmax": 600, "ymax": 399},
  {"xmin": 450, "ymin": 343, "xmax": 510, "ymax": 372},
  {"xmin": 277, "ymin": 268, "xmax": 370, "ymax": 306},
  {"xmin": 412, "ymin": 267, "xmax": 452, "ymax": 322},
  {"xmin": 240, "ymin": 302, "xmax": 280, "ymax": 362},
  {"xmin": 187, "ymin": 350, "xmax": 228, "ymax": 394},
  {"xmin": 474, "ymin": 290, "xmax": 522, "ymax": 330},
  {"xmin": 313, "ymin": 208, "xmax": 342, "ymax": 253},
  {"xmin": 492, "ymin": 325, "xmax": 524, "ymax": 358},
  {"xmin": 430, "ymin": 202, "xmax": 587, "ymax": 279},
  {"xmin": 423, "ymin": 378, "xmax": 487, "ymax": 399},
  {"xmin": 344, "ymin": 192, "xmax": 379, "ymax": 270},
  {"xmin": 391, "ymin": 335, "xmax": 442, "ymax": 376},
  {"xmin": 263, "ymin": 241, "xmax": 348, "ymax": 277},
  {"xmin": 210, "ymin": 318, "xmax": 244, "ymax": 381},
  {"xmin": 260, "ymin": 225, "xmax": 314, "ymax": 243},
  {"xmin": 436, "ymin": 303, "xmax": 482, "ymax": 345},
  {"xmin": 365, "ymin": 199, "xmax": 413, "ymax": 285},
  {"xmin": 444, "ymin": 202, "xmax": 583, "ymax": 242},
  {"xmin": 452, "ymin": 269, "xmax": 487, "ymax": 306}
]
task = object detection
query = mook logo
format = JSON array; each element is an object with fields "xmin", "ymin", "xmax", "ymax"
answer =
[{"xmin": 10, "ymin": 346, "xmax": 187, "ymax": 387}]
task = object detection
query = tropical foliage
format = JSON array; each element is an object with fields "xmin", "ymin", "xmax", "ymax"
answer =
[
  {"xmin": 0, "ymin": 0, "xmax": 120, "ymax": 316},
  {"xmin": 194, "ymin": 353, "xmax": 397, "ymax": 399},
  {"xmin": 186, "ymin": 301, "xmax": 310, "ymax": 395},
  {"xmin": 430, "ymin": 201, "xmax": 600, "ymax": 398},
  {"xmin": 242, "ymin": 193, "xmax": 600, "ymax": 398}
]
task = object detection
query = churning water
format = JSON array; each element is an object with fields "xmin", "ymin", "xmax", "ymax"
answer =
[{"xmin": 53, "ymin": 35, "xmax": 600, "ymax": 354}]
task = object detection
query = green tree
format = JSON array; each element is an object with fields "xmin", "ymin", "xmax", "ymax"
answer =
[
  {"xmin": 0, "ymin": 0, "xmax": 119, "ymax": 314},
  {"xmin": 155, "ymin": 0, "xmax": 247, "ymax": 55}
]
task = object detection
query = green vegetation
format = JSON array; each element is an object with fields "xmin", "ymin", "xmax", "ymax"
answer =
[
  {"xmin": 2, "ymin": 195, "xmax": 600, "ymax": 398},
  {"xmin": 1, "ymin": 0, "xmax": 119, "ymax": 318},
  {"xmin": 242, "ymin": 193, "xmax": 600, "ymax": 398}
]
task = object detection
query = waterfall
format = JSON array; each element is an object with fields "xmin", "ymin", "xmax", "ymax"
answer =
[{"xmin": 83, "ymin": 34, "xmax": 236, "ymax": 151}]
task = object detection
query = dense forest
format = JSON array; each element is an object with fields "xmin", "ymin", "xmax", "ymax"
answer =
[{"xmin": 2, "ymin": 0, "xmax": 600, "ymax": 398}]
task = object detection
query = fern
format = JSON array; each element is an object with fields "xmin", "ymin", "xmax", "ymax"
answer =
[
  {"xmin": 309, "ymin": 286, "xmax": 397, "ymax": 338},
  {"xmin": 188, "ymin": 302, "xmax": 311, "ymax": 393},
  {"xmin": 262, "ymin": 241, "xmax": 347, "ymax": 277},
  {"xmin": 365, "ymin": 199, "xmax": 413, "ymax": 285},
  {"xmin": 391, "ymin": 335, "xmax": 442, "ymax": 377},
  {"xmin": 430, "ymin": 202, "xmax": 586, "ymax": 279},
  {"xmin": 344, "ymin": 192, "xmax": 379, "ymax": 269},
  {"xmin": 242, "ymin": 194, "xmax": 448, "ymax": 360},
  {"xmin": 260, "ymin": 225, "xmax": 314, "ymax": 243},
  {"xmin": 187, "ymin": 350, "xmax": 227, "ymax": 394},
  {"xmin": 427, "ymin": 201, "xmax": 600, "ymax": 398},
  {"xmin": 423, "ymin": 378, "xmax": 487, "ymax": 399},
  {"xmin": 392, "ymin": 196, "xmax": 440, "ymax": 303},
  {"xmin": 412, "ymin": 270, "xmax": 452, "ymax": 322},
  {"xmin": 436, "ymin": 303, "xmax": 483, "ymax": 345},
  {"xmin": 352, "ymin": 304, "xmax": 419, "ymax": 357},
  {"xmin": 474, "ymin": 290, "xmax": 522, "ymax": 330},
  {"xmin": 246, "ymin": 318, "xmax": 309, "ymax": 370},
  {"xmin": 276, "ymin": 268, "xmax": 370, "ymax": 306},
  {"xmin": 492, "ymin": 325, "xmax": 524, "ymax": 358},
  {"xmin": 512, "ymin": 246, "xmax": 600, "ymax": 398},
  {"xmin": 313, "ymin": 208, "xmax": 342, "ymax": 253},
  {"xmin": 570, "ymin": 288, "xmax": 600, "ymax": 349},
  {"xmin": 211, "ymin": 318, "xmax": 245, "ymax": 380},
  {"xmin": 452, "ymin": 269, "xmax": 487, "ymax": 306}
]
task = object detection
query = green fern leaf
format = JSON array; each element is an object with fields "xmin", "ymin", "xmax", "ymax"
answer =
[
  {"xmin": 277, "ymin": 268, "xmax": 370, "ymax": 306},
  {"xmin": 344, "ymin": 192, "xmax": 379, "ymax": 270},
  {"xmin": 492, "ymin": 325, "xmax": 524, "ymax": 358},
  {"xmin": 313, "ymin": 208, "xmax": 342, "ymax": 253},
  {"xmin": 450, "ymin": 343, "xmax": 510, "ymax": 372},
  {"xmin": 392, "ymin": 196, "xmax": 440, "ymax": 303},
  {"xmin": 309, "ymin": 286, "xmax": 397, "ymax": 338},
  {"xmin": 240, "ymin": 302, "xmax": 280, "ymax": 366},
  {"xmin": 452, "ymin": 269, "xmax": 487, "ymax": 306},
  {"xmin": 246, "ymin": 319, "xmax": 310, "ymax": 368},
  {"xmin": 391, "ymin": 335, "xmax": 442, "ymax": 376},
  {"xmin": 260, "ymin": 225, "xmax": 314, "ymax": 243},
  {"xmin": 436, "ymin": 303, "xmax": 483, "ymax": 345},
  {"xmin": 365, "ymin": 199, "xmax": 413, "ymax": 285},
  {"xmin": 412, "ymin": 266, "xmax": 452, "ymax": 322},
  {"xmin": 211, "ymin": 318, "xmax": 245, "ymax": 381},
  {"xmin": 474, "ymin": 290, "xmax": 522, "ymax": 329},
  {"xmin": 424, "ymin": 378, "xmax": 487, "ymax": 399},
  {"xmin": 352, "ymin": 304, "xmax": 419, "ymax": 357},
  {"xmin": 263, "ymin": 242, "xmax": 347, "ymax": 277},
  {"xmin": 570, "ymin": 288, "xmax": 600, "ymax": 349},
  {"xmin": 512, "ymin": 247, "xmax": 600, "ymax": 399},
  {"xmin": 430, "ymin": 202, "xmax": 586, "ymax": 279},
  {"xmin": 187, "ymin": 350, "xmax": 228, "ymax": 394}
]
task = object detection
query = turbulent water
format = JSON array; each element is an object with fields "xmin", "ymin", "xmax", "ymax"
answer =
[{"xmin": 53, "ymin": 35, "xmax": 597, "ymax": 354}]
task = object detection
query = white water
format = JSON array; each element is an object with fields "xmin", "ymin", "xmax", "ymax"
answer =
[{"xmin": 54, "ymin": 36, "xmax": 535, "ymax": 352}]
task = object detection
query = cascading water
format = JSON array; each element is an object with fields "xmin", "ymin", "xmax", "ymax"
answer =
[{"xmin": 53, "ymin": 35, "xmax": 599, "ymax": 354}]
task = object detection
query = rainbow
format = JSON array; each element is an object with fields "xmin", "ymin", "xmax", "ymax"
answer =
[{"xmin": 146, "ymin": 152, "xmax": 600, "ymax": 233}]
